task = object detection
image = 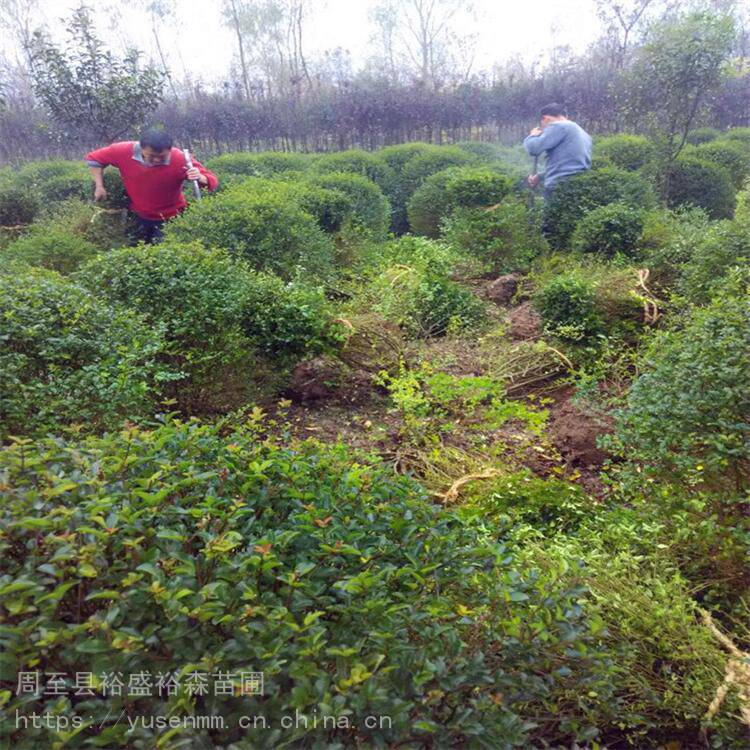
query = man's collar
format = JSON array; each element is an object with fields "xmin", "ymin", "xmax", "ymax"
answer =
[{"xmin": 132, "ymin": 142, "xmax": 171, "ymax": 166}]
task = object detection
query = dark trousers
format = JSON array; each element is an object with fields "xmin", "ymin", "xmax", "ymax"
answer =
[{"xmin": 134, "ymin": 215, "xmax": 165, "ymax": 244}]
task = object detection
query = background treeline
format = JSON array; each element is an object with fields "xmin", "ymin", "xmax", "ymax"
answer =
[{"xmin": 0, "ymin": 0, "xmax": 749, "ymax": 162}]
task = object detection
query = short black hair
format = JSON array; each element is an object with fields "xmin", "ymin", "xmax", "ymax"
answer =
[
  {"xmin": 540, "ymin": 103, "xmax": 567, "ymax": 117},
  {"xmin": 139, "ymin": 128, "xmax": 173, "ymax": 151}
]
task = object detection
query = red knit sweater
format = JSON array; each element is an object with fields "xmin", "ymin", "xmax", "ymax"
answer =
[{"xmin": 85, "ymin": 142, "xmax": 218, "ymax": 220}]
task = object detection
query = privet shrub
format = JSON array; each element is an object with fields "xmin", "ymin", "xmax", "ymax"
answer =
[
  {"xmin": 679, "ymin": 224, "xmax": 750, "ymax": 308},
  {"xmin": 0, "ymin": 186, "xmax": 39, "ymax": 225},
  {"xmin": 693, "ymin": 139, "xmax": 750, "ymax": 189},
  {"xmin": 293, "ymin": 185, "xmax": 353, "ymax": 234},
  {"xmin": 369, "ymin": 264, "xmax": 486, "ymax": 338},
  {"xmin": 0, "ymin": 419, "xmax": 613, "ymax": 749},
  {"xmin": 76, "ymin": 243, "xmax": 256, "ymax": 410},
  {"xmin": 37, "ymin": 198, "xmax": 129, "ymax": 252},
  {"xmin": 571, "ymin": 202, "xmax": 645, "ymax": 258},
  {"xmin": 77, "ymin": 242, "xmax": 341, "ymax": 409},
  {"xmin": 311, "ymin": 148, "xmax": 393, "ymax": 189},
  {"xmin": 3, "ymin": 228, "xmax": 100, "ymax": 274},
  {"xmin": 685, "ymin": 126, "xmax": 721, "ymax": 145},
  {"xmin": 725, "ymin": 126, "xmax": 750, "ymax": 145},
  {"xmin": 543, "ymin": 166, "xmax": 656, "ymax": 248},
  {"xmin": 205, "ymin": 151, "xmax": 310, "ymax": 177},
  {"xmin": 310, "ymin": 172, "xmax": 391, "ymax": 239},
  {"xmin": 611, "ymin": 289, "xmax": 750, "ymax": 491},
  {"xmin": 512, "ymin": 534, "xmax": 745, "ymax": 747},
  {"xmin": 665, "ymin": 156, "xmax": 735, "ymax": 219},
  {"xmin": 534, "ymin": 273, "xmax": 605, "ymax": 341},
  {"xmin": 15, "ymin": 159, "xmax": 90, "ymax": 204},
  {"xmin": 164, "ymin": 189, "xmax": 336, "ymax": 280},
  {"xmin": 595, "ymin": 134, "xmax": 655, "ymax": 172},
  {"xmin": 407, "ymin": 167, "xmax": 513, "ymax": 237},
  {"xmin": 101, "ymin": 168, "xmax": 130, "ymax": 209},
  {"xmin": 0, "ymin": 269, "xmax": 167, "ymax": 437},
  {"xmin": 442, "ymin": 198, "xmax": 547, "ymax": 273},
  {"xmin": 637, "ymin": 206, "xmax": 712, "ymax": 287}
]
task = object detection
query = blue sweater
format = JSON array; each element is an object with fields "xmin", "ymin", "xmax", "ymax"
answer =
[{"xmin": 523, "ymin": 120, "xmax": 592, "ymax": 188}]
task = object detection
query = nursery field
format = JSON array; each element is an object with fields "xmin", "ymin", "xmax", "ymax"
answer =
[{"xmin": 1, "ymin": 130, "xmax": 749, "ymax": 748}]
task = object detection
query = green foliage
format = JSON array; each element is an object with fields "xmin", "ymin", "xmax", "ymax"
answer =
[
  {"xmin": 595, "ymin": 134, "xmax": 655, "ymax": 171},
  {"xmin": 370, "ymin": 266, "xmax": 487, "ymax": 339},
  {"xmin": 543, "ymin": 166, "xmax": 656, "ymax": 248},
  {"xmin": 686, "ymin": 126, "xmax": 721, "ymax": 145},
  {"xmin": 0, "ymin": 418, "xmax": 612, "ymax": 749},
  {"xmin": 0, "ymin": 268, "xmax": 168, "ymax": 438},
  {"xmin": 626, "ymin": 12, "xmax": 735, "ymax": 168},
  {"xmin": 15, "ymin": 159, "xmax": 90, "ymax": 203},
  {"xmin": 293, "ymin": 185, "xmax": 353, "ymax": 234},
  {"xmin": 164, "ymin": 188, "xmax": 336, "ymax": 280},
  {"xmin": 535, "ymin": 272, "xmax": 605, "ymax": 342},
  {"xmin": 383, "ymin": 146, "xmax": 476, "ymax": 233},
  {"xmin": 442, "ymin": 198, "xmax": 547, "ymax": 273},
  {"xmin": 665, "ymin": 156, "xmax": 735, "ymax": 219},
  {"xmin": 76, "ymin": 242, "xmax": 341, "ymax": 409},
  {"xmin": 206, "ymin": 151, "xmax": 310, "ymax": 177},
  {"xmin": 692, "ymin": 139, "xmax": 750, "ymax": 189},
  {"xmin": 678, "ymin": 219, "xmax": 750, "ymax": 303},
  {"xmin": 26, "ymin": 5, "xmax": 164, "ymax": 142},
  {"xmin": 101, "ymin": 168, "xmax": 130, "ymax": 209},
  {"xmin": 76, "ymin": 242, "xmax": 253, "ymax": 407},
  {"xmin": 724, "ymin": 126, "xmax": 750, "ymax": 144},
  {"xmin": 3, "ymin": 228, "xmax": 99, "ymax": 274},
  {"xmin": 309, "ymin": 171, "xmax": 391, "ymax": 239},
  {"xmin": 312, "ymin": 148, "xmax": 393, "ymax": 189},
  {"xmin": 610, "ymin": 289, "xmax": 750, "ymax": 491},
  {"xmin": 510, "ymin": 532, "xmax": 745, "ymax": 747},
  {"xmin": 378, "ymin": 364, "xmax": 547, "ymax": 446},
  {"xmin": 637, "ymin": 206, "xmax": 711, "ymax": 287},
  {"xmin": 407, "ymin": 166, "xmax": 513, "ymax": 237},
  {"xmin": 0, "ymin": 186, "xmax": 39, "ymax": 225},
  {"xmin": 571, "ymin": 202, "xmax": 645, "ymax": 258},
  {"xmin": 238, "ymin": 274, "xmax": 344, "ymax": 363},
  {"xmin": 461, "ymin": 470, "xmax": 587, "ymax": 533}
]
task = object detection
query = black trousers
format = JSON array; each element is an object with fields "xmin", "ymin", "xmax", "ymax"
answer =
[{"xmin": 134, "ymin": 215, "xmax": 165, "ymax": 244}]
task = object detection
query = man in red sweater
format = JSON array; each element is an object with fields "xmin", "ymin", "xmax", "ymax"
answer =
[{"xmin": 85, "ymin": 129, "xmax": 218, "ymax": 243}]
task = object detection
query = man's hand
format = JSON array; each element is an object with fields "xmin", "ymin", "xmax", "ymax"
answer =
[
  {"xmin": 186, "ymin": 167, "xmax": 208, "ymax": 186},
  {"xmin": 529, "ymin": 127, "xmax": 543, "ymax": 137},
  {"xmin": 527, "ymin": 174, "xmax": 541, "ymax": 188},
  {"xmin": 93, "ymin": 185, "xmax": 108, "ymax": 201}
]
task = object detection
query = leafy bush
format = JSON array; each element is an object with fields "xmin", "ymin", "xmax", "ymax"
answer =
[
  {"xmin": 510, "ymin": 533, "xmax": 745, "ymax": 747},
  {"xmin": 0, "ymin": 418, "xmax": 613, "ymax": 749},
  {"xmin": 362, "ymin": 234, "xmax": 463, "ymax": 277},
  {"xmin": 368, "ymin": 263, "xmax": 487, "ymax": 338},
  {"xmin": 685, "ymin": 126, "xmax": 721, "ymax": 145},
  {"xmin": 571, "ymin": 202, "xmax": 645, "ymax": 258},
  {"xmin": 101, "ymin": 167, "xmax": 130, "ymax": 209},
  {"xmin": 312, "ymin": 148, "xmax": 393, "ymax": 189},
  {"xmin": 460, "ymin": 469, "xmax": 589, "ymax": 532},
  {"xmin": 164, "ymin": 188, "xmax": 336, "ymax": 280},
  {"xmin": 595, "ymin": 134, "xmax": 655, "ymax": 171},
  {"xmin": 407, "ymin": 167, "xmax": 513, "ymax": 237},
  {"xmin": 0, "ymin": 269, "xmax": 168, "ymax": 437},
  {"xmin": 293, "ymin": 184, "xmax": 353, "ymax": 234},
  {"xmin": 610, "ymin": 289, "xmax": 750, "ymax": 491},
  {"xmin": 693, "ymin": 139, "xmax": 750, "ymax": 189},
  {"xmin": 725, "ymin": 126, "xmax": 750, "ymax": 145},
  {"xmin": 205, "ymin": 151, "xmax": 310, "ymax": 177},
  {"xmin": 442, "ymin": 198, "xmax": 547, "ymax": 273},
  {"xmin": 534, "ymin": 272, "xmax": 605, "ymax": 342},
  {"xmin": 15, "ymin": 159, "xmax": 90, "ymax": 203},
  {"xmin": 0, "ymin": 186, "xmax": 39, "ymax": 225},
  {"xmin": 310, "ymin": 171, "xmax": 391, "ymax": 239},
  {"xmin": 665, "ymin": 156, "xmax": 735, "ymax": 219},
  {"xmin": 543, "ymin": 166, "xmax": 656, "ymax": 248},
  {"xmin": 77, "ymin": 242, "xmax": 341, "ymax": 409},
  {"xmin": 637, "ymin": 206, "xmax": 712, "ymax": 287},
  {"xmin": 3, "ymin": 228, "xmax": 100, "ymax": 274},
  {"xmin": 678, "ymin": 219, "xmax": 750, "ymax": 303}
]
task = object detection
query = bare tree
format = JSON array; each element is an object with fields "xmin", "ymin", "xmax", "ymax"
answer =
[{"xmin": 368, "ymin": 0, "xmax": 477, "ymax": 88}]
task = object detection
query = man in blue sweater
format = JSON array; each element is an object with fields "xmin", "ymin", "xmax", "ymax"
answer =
[{"xmin": 523, "ymin": 103, "xmax": 592, "ymax": 200}]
